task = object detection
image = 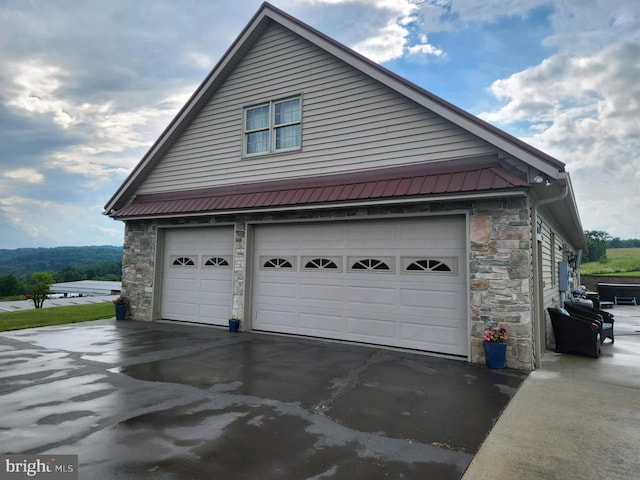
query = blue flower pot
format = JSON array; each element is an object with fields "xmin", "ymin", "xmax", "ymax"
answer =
[
  {"xmin": 115, "ymin": 304, "xmax": 127, "ymax": 321},
  {"xmin": 483, "ymin": 342, "xmax": 507, "ymax": 369}
]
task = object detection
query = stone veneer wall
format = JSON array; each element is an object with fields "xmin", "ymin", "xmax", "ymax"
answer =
[
  {"xmin": 121, "ymin": 220, "xmax": 158, "ymax": 321},
  {"xmin": 469, "ymin": 198, "xmax": 534, "ymax": 370},
  {"xmin": 119, "ymin": 197, "xmax": 535, "ymax": 370}
]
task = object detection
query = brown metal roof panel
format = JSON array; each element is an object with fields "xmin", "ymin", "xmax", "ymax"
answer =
[
  {"xmin": 281, "ymin": 189, "xmax": 298, "ymax": 205},
  {"xmin": 307, "ymin": 187, "xmax": 325, "ymax": 203},
  {"xmin": 371, "ymin": 180, "xmax": 389, "ymax": 197},
  {"xmin": 298, "ymin": 188, "xmax": 316, "ymax": 204},
  {"xmin": 359, "ymin": 181, "xmax": 377, "ymax": 198},
  {"xmin": 461, "ymin": 171, "xmax": 479, "ymax": 191},
  {"xmin": 477, "ymin": 170, "xmax": 495, "ymax": 190},
  {"xmin": 406, "ymin": 177, "xmax": 426, "ymax": 195},
  {"xmin": 420, "ymin": 175, "xmax": 439, "ymax": 194},
  {"xmin": 436, "ymin": 173, "xmax": 455, "ymax": 193},
  {"xmin": 289, "ymin": 188, "xmax": 307, "ymax": 204},
  {"xmin": 448, "ymin": 172, "xmax": 467, "ymax": 192},
  {"xmin": 337, "ymin": 183, "xmax": 355, "ymax": 200}
]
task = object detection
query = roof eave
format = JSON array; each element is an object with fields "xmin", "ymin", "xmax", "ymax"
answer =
[{"xmin": 110, "ymin": 189, "xmax": 528, "ymax": 222}]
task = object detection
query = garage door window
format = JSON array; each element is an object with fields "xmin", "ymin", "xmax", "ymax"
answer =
[
  {"xmin": 203, "ymin": 256, "xmax": 231, "ymax": 268},
  {"xmin": 402, "ymin": 257, "xmax": 457, "ymax": 275},
  {"xmin": 348, "ymin": 257, "xmax": 394, "ymax": 272},
  {"xmin": 171, "ymin": 256, "xmax": 197, "ymax": 267},
  {"xmin": 261, "ymin": 256, "xmax": 296, "ymax": 270},
  {"xmin": 302, "ymin": 257, "xmax": 341, "ymax": 271}
]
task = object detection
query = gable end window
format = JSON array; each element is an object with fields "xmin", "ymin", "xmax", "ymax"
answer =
[{"xmin": 244, "ymin": 97, "xmax": 301, "ymax": 155}]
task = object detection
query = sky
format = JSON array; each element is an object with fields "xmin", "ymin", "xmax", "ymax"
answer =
[{"xmin": 1, "ymin": 0, "xmax": 639, "ymax": 249}]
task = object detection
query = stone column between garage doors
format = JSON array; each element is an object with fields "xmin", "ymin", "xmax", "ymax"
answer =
[
  {"xmin": 469, "ymin": 199, "xmax": 534, "ymax": 371},
  {"xmin": 231, "ymin": 222, "xmax": 246, "ymax": 327}
]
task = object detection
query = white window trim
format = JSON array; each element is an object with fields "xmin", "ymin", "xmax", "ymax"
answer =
[{"xmin": 243, "ymin": 95, "xmax": 302, "ymax": 157}]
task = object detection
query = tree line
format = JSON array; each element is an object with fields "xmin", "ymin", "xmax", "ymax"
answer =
[
  {"xmin": 584, "ymin": 231, "xmax": 640, "ymax": 262},
  {"xmin": 0, "ymin": 246, "xmax": 123, "ymax": 298}
]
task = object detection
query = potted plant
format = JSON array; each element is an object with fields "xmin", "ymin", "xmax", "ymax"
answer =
[
  {"xmin": 228, "ymin": 317, "xmax": 240, "ymax": 332},
  {"xmin": 112, "ymin": 296, "xmax": 130, "ymax": 321},
  {"xmin": 482, "ymin": 326, "xmax": 508, "ymax": 369}
]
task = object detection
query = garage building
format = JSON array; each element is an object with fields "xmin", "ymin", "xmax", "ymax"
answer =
[{"xmin": 105, "ymin": 3, "xmax": 585, "ymax": 370}]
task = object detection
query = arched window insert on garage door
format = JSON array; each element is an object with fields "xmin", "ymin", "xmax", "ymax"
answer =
[
  {"xmin": 171, "ymin": 256, "xmax": 197, "ymax": 267},
  {"xmin": 348, "ymin": 257, "xmax": 394, "ymax": 272},
  {"xmin": 203, "ymin": 256, "xmax": 231, "ymax": 267},
  {"xmin": 261, "ymin": 256, "xmax": 296, "ymax": 270},
  {"xmin": 402, "ymin": 257, "xmax": 457, "ymax": 275},
  {"xmin": 302, "ymin": 257, "xmax": 341, "ymax": 271}
]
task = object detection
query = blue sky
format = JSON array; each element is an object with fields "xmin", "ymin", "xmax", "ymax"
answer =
[{"xmin": 1, "ymin": 0, "xmax": 639, "ymax": 249}]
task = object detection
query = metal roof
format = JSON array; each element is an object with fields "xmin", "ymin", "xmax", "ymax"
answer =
[{"xmin": 112, "ymin": 156, "xmax": 529, "ymax": 219}]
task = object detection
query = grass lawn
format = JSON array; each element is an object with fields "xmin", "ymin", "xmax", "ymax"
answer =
[
  {"xmin": 0, "ymin": 302, "xmax": 114, "ymax": 332},
  {"xmin": 581, "ymin": 248, "xmax": 640, "ymax": 276}
]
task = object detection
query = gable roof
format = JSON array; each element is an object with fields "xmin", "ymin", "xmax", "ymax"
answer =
[
  {"xmin": 103, "ymin": 2, "xmax": 584, "ymax": 249},
  {"xmin": 111, "ymin": 155, "xmax": 529, "ymax": 219},
  {"xmin": 104, "ymin": 2, "xmax": 566, "ymax": 215}
]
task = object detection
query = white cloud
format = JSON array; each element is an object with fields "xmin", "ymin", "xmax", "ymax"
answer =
[
  {"xmin": 3, "ymin": 168, "xmax": 45, "ymax": 184},
  {"xmin": 0, "ymin": 195, "xmax": 123, "ymax": 247},
  {"xmin": 2, "ymin": 59, "xmax": 191, "ymax": 185},
  {"xmin": 479, "ymin": 41, "xmax": 640, "ymax": 237},
  {"xmin": 299, "ymin": 0, "xmax": 443, "ymax": 62}
]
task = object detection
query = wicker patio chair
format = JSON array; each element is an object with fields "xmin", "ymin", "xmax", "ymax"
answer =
[
  {"xmin": 564, "ymin": 301, "xmax": 614, "ymax": 344},
  {"xmin": 547, "ymin": 307, "xmax": 601, "ymax": 358}
]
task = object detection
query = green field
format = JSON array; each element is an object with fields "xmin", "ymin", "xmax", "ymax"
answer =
[
  {"xmin": 0, "ymin": 302, "xmax": 114, "ymax": 332},
  {"xmin": 581, "ymin": 248, "xmax": 640, "ymax": 276}
]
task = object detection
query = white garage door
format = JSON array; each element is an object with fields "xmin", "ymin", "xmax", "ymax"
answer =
[
  {"xmin": 161, "ymin": 227, "xmax": 233, "ymax": 325},
  {"xmin": 252, "ymin": 217, "xmax": 468, "ymax": 356}
]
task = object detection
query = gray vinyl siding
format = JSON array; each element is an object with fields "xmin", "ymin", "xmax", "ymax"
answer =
[{"xmin": 138, "ymin": 23, "xmax": 498, "ymax": 195}]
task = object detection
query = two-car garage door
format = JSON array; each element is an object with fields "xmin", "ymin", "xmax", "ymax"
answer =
[{"xmin": 252, "ymin": 217, "xmax": 468, "ymax": 356}]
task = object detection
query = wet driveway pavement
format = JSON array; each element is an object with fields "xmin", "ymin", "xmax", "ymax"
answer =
[{"xmin": 0, "ymin": 320, "xmax": 527, "ymax": 479}]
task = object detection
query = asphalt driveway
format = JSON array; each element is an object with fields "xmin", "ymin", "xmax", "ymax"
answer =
[{"xmin": 0, "ymin": 320, "xmax": 526, "ymax": 479}]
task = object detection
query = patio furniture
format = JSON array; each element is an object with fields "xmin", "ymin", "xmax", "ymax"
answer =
[
  {"xmin": 547, "ymin": 308, "xmax": 601, "ymax": 358},
  {"xmin": 614, "ymin": 296, "xmax": 637, "ymax": 306},
  {"xmin": 564, "ymin": 301, "xmax": 614, "ymax": 344}
]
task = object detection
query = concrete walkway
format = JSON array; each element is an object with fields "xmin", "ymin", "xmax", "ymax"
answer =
[{"xmin": 463, "ymin": 305, "xmax": 640, "ymax": 480}]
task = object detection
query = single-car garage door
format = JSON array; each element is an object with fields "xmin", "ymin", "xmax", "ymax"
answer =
[
  {"xmin": 161, "ymin": 227, "xmax": 233, "ymax": 325},
  {"xmin": 252, "ymin": 217, "xmax": 468, "ymax": 356}
]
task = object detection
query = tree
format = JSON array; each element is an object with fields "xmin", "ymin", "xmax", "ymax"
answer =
[
  {"xmin": 584, "ymin": 230, "xmax": 611, "ymax": 262},
  {"xmin": 0, "ymin": 274, "xmax": 22, "ymax": 296},
  {"xmin": 28, "ymin": 272, "xmax": 55, "ymax": 309}
]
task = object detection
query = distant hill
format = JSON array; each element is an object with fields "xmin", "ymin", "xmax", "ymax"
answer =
[{"xmin": 0, "ymin": 246, "xmax": 123, "ymax": 278}]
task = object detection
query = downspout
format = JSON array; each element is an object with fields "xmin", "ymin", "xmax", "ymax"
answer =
[{"xmin": 531, "ymin": 175, "xmax": 568, "ymax": 368}]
